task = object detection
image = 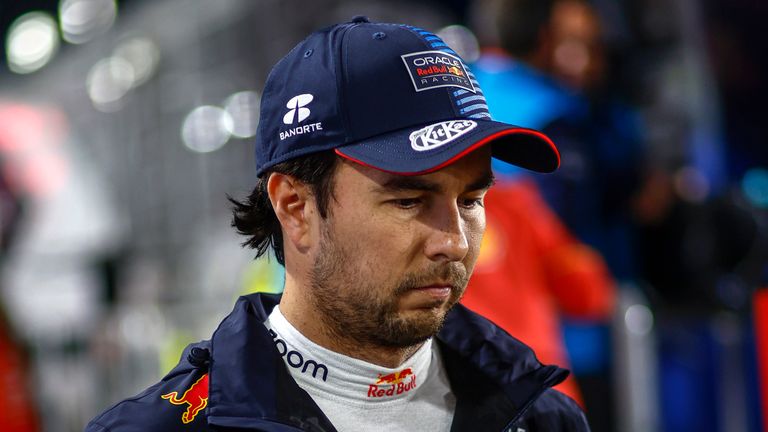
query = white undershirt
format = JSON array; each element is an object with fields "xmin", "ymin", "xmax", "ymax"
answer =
[{"xmin": 264, "ymin": 305, "xmax": 456, "ymax": 431}]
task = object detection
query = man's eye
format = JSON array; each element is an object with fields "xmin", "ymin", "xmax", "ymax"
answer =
[
  {"xmin": 460, "ymin": 198, "xmax": 484, "ymax": 209},
  {"xmin": 393, "ymin": 198, "xmax": 421, "ymax": 209}
]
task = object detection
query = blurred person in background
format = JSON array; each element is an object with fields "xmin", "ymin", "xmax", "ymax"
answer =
[
  {"xmin": 470, "ymin": 0, "xmax": 768, "ymax": 430},
  {"xmin": 626, "ymin": 0, "xmax": 768, "ymax": 428},
  {"xmin": 462, "ymin": 175, "xmax": 616, "ymax": 406},
  {"xmin": 468, "ymin": 0, "xmax": 641, "ymax": 428},
  {"xmin": 473, "ymin": 0, "xmax": 645, "ymax": 283},
  {"xmin": 86, "ymin": 17, "xmax": 590, "ymax": 432}
]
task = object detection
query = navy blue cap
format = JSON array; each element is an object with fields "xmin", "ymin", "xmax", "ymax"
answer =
[{"xmin": 255, "ymin": 17, "xmax": 560, "ymax": 176}]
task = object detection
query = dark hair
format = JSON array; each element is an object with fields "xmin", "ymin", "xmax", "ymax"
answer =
[
  {"xmin": 229, "ymin": 151, "xmax": 339, "ymax": 266},
  {"xmin": 496, "ymin": 0, "xmax": 556, "ymax": 57}
]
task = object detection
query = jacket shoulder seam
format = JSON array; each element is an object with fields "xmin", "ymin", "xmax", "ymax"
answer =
[{"xmin": 87, "ymin": 380, "xmax": 167, "ymax": 426}]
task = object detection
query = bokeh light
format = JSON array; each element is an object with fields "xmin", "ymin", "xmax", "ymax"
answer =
[
  {"xmin": 742, "ymin": 167, "xmax": 768, "ymax": 208},
  {"xmin": 674, "ymin": 166, "xmax": 710, "ymax": 203},
  {"xmin": 59, "ymin": 0, "xmax": 118, "ymax": 44},
  {"xmin": 181, "ymin": 105, "xmax": 234, "ymax": 153},
  {"xmin": 86, "ymin": 37, "xmax": 160, "ymax": 112},
  {"xmin": 86, "ymin": 56, "xmax": 136, "ymax": 112},
  {"xmin": 6, "ymin": 11, "xmax": 60, "ymax": 74},
  {"xmin": 223, "ymin": 90, "xmax": 260, "ymax": 139},
  {"xmin": 113, "ymin": 37, "xmax": 160, "ymax": 87},
  {"xmin": 436, "ymin": 24, "xmax": 480, "ymax": 63},
  {"xmin": 625, "ymin": 304, "xmax": 654, "ymax": 336}
]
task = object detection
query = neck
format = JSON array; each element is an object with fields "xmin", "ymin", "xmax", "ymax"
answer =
[{"xmin": 280, "ymin": 274, "xmax": 423, "ymax": 368}]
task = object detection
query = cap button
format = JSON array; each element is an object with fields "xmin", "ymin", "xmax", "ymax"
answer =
[{"xmin": 350, "ymin": 15, "xmax": 369, "ymax": 23}]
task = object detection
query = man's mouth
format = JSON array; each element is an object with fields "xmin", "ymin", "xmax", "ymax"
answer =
[{"xmin": 410, "ymin": 284, "xmax": 453, "ymax": 301}]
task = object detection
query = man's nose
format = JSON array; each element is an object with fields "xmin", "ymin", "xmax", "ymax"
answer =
[{"xmin": 423, "ymin": 204, "xmax": 469, "ymax": 263}]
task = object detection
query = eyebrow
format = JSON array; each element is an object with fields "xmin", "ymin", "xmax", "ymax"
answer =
[
  {"xmin": 376, "ymin": 171, "xmax": 495, "ymax": 194},
  {"xmin": 466, "ymin": 172, "xmax": 496, "ymax": 192}
]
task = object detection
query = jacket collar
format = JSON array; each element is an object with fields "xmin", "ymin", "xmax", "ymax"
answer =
[
  {"xmin": 205, "ymin": 293, "xmax": 567, "ymax": 431},
  {"xmin": 437, "ymin": 304, "xmax": 568, "ymax": 430}
]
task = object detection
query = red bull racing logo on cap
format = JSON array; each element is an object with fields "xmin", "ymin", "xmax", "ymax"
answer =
[
  {"xmin": 161, "ymin": 373, "xmax": 209, "ymax": 424},
  {"xmin": 367, "ymin": 368, "xmax": 417, "ymax": 398},
  {"xmin": 401, "ymin": 50, "xmax": 475, "ymax": 93}
]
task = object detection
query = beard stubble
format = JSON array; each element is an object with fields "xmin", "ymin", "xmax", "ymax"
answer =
[{"xmin": 309, "ymin": 226, "xmax": 469, "ymax": 350}]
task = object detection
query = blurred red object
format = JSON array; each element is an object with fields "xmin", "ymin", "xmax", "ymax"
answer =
[
  {"xmin": 0, "ymin": 315, "xmax": 40, "ymax": 431},
  {"xmin": 463, "ymin": 178, "xmax": 616, "ymax": 406},
  {"xmin": 755, "ymin": 288, "xmax": 768, "ymax": 432}
]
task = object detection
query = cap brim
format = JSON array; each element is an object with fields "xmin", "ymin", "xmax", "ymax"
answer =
[{"xmin": 335, "ymin": 119, "xmax": 560, "ymax": 175}]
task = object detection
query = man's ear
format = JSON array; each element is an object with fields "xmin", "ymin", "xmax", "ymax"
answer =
[{"xmin": 267, "ymin": 173, "xmax": 315, "ymax": 253}]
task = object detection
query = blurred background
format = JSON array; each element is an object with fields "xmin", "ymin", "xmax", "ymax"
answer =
[{"xmin": 0, "ymin": 0, "xmax": 764, "ymax": 431}]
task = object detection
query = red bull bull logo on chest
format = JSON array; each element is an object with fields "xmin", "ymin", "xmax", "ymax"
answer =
[
  {"xmin": 367, "ymin": 368, "xmax": 417, "ymax": 398},
  {"xmin": 161, "ymin": 373, "xmax": 209, "ymax": 424}
]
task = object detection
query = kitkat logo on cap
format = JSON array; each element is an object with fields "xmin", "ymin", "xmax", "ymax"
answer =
[
  {"xmin": 401, "ymin": 50, "xmax": 475, "ymax": 93},
  {"xmin": 409, "ymin": 120, "xmax": 477, "ymax": 151}
]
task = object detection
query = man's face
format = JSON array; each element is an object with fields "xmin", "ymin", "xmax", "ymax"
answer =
[{"xmin": 309, "ymin": 148, "xmax": 493, "ymax": 348}]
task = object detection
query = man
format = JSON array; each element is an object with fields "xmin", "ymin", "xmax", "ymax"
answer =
[{"xmin": 86, "ymin": 17, "xmax": 589, "ymax": 431}]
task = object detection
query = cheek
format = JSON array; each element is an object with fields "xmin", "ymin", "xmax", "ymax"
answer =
[
  {"xmin": 332, "ymin": 209, "xmax": 415, "ymax": 268},
  {"xmin": 464, "ymin": 213, "xmax": 487, "ymax": 265}
]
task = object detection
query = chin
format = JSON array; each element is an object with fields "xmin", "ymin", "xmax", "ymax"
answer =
[{"xmin": 397, "ymin": 309, "xmax": 449, "ymax": 338}]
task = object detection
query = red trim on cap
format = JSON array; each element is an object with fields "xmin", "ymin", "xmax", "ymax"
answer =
[
  {"xmin": 334, "ymin": 149, "xmax": 411, "ymax": 175},
  {"xmin": 335, "ymin": 128, "xmax": 560, "ymax": 176},
  {"xmin": 431, "ymin": 128, "xmax": 560, "ymax": 173}
]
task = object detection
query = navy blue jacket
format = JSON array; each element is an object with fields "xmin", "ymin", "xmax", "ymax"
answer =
[{"xmin": 86, "ymin": 293, "xmax": 590, "ymax": 431}]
